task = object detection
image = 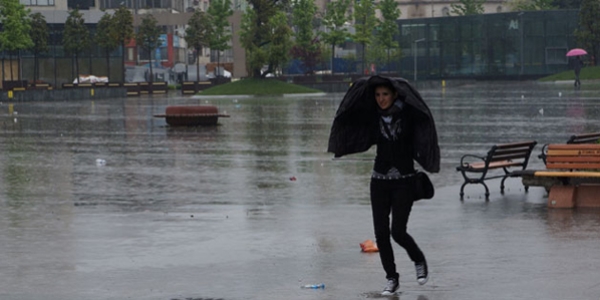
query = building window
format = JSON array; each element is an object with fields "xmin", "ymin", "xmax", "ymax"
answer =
[
  {"xmin": 100, "ymin": 0, "xmax": 126, "ymax": 9},
  {"xmin": 141, "ymin": 0, "xmax": 171, "ymax": 8},
  {"xmin": 20, "ymin": 0, "xmax": 55, "ymax": 5},
  {"xmin": 546, "ymin": 47, "xmax": 568, "ymax": 65},
  {"xmin": 68, "ymin": 0, "xmax": 95, "ymax": 9}
]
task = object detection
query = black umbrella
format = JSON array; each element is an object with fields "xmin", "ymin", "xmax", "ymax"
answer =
[{"xmin": 327, "ymin": 75, "xmax": 440, "ymax": 173}]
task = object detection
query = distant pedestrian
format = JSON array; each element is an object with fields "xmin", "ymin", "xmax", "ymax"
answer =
[
  {"xmin": 573, "ymin": 56, "xmax": 584, "ymax": 88},
  {"xmin": 328, "ymin": 75, "xmax": 440, "ymax": 295}
]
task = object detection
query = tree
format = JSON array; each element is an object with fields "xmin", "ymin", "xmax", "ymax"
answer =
[
  {"xmin": 264, "ymin": 11, "xmax": 292, "ymax": 76},
  {"xmin": 0, "ymin": 0, "xmax": 33, "ymax": 83},
  {"xmin": 111, "ymin": 6, "xmax": 134, "ymax": 83},
  {"xmin": 376, "ymin": 0, "xmax": 401, "ymax": 73},
  {"xmin": 290, "ymin": 38, "xmax": 322, "ymax": 74},
  {"xmin": 367, "ymin": 39, "xmax": 401, "ymax": 73},
  {"xmin": 136, "ymin": 14, "xmax": 162, "ymax": 82},
  {"xmin": 353, "ymin": 0, "xmax": 377, "ymax": 74},
  {"xmin": 240, "ymin": 0, "xmax": 292, "ymax": 77},
  {"xmin": 575, "ymin": 0, "xmax": 600, "ymax": 66},
  {"xmin": 95, "ymin": 12, "xmax": 118, "ymax": 80},
  {"xmin": 29, "ymin": 12, "xmax": 49, "ymax": 83},
  {"xmin": 533, "ymin": 0, "xmax": 558, "ymax": 9},
  {"xmin": 509, "ymin": 0, "xmax": 556, "ymax": 11},
  {"xmin": 63, "ymin": 8, "xmax": 90, "ymax": 84},
  {"xmin": 207, "ymin": 0, "xmax": 233, "ymax": 77},
  {"xmin": 321, "ymin": 0, "xmax": 351, "ymax": 74},
  {"xmin": 367, "ymin": 41, "xmax": 383, "ymax": 68},
  {"xmin": 553, "ymin": 0, "xmax": 581, "ymax": 9},
  {"xmin": 290, "ymin": 0, "xmax": 320, "ymax": 74},
  {"xmin": 450, "ymin": 0, "xmax": 485, "ymax": 16},
  {"xmin": 185, "ymin": 9, "xmax": 213, "ymax": 81}
]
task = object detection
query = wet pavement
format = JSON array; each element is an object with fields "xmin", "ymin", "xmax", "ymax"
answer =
[{"xmin": 1, "ymin": 81, "xmax": 600, "ymax": 300}]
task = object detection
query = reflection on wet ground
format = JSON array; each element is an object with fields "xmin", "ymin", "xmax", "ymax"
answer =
[{"xmin": 1, "ymin": 82, "xmax": 600, "ymax": 300}]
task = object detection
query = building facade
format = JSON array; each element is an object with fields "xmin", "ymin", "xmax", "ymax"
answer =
[
  {"xmin": 395, "ymin": 9, "xmax": 579, "ymax": 80},
  {"xmin": 12, "ymin": 0, "xmax": 582, "ymax": 83}
]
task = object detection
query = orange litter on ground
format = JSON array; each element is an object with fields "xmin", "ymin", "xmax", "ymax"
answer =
[{"xmin": 360, "ymin": 239, "xmax": 379, "ymax": 252}]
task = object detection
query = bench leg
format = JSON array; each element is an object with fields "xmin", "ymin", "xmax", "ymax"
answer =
[
  {"xmin": 500, "ymin": 176, "xmax": 508, "ymax": 194},
  {"xmin": 502, "ymin": 175, "xmax": 530, "ymax": 194},
  {"xmin": 460, "ymin": 181, "xmax": 490, "ymax": 200},
  {"xmin": 459, "ymin": 182, "xmax": 468, "ymax": 199},
  {"xmin": 482, "ymin": 182, "xmax": 490, "ymax": 200}
]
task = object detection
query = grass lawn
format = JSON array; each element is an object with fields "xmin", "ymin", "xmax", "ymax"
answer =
[
  {"xmin": 199, "ymin": 78, "xmax": 323, "ymax": 95},
  {"xmin": 197, "ymin": 67, "xmax": 600, "ymax": 95},
  {"xmin": 539, "ymin": 65, "xmax": 600, "ymax": 81}
]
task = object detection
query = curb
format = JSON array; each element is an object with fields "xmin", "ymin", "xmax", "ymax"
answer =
[{"xmin": 191, "ymin": 92, "xmax": 327, "ymax": 99}]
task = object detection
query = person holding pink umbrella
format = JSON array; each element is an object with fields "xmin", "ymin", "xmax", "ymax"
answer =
[
  {"xmin": 573, "ymin": 56, "xmax": 584, "ymax": 87},
  {"xmin": 567, "ymin": 48, "xmax": 587, "ymax": 88}
]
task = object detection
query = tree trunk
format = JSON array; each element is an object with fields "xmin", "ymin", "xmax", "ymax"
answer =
[
  {"xmin": 106, "ymin": 49, "xmax": 111, "ymax": 80},
  {"xmin": 53, "ymin": 42, "xmax": 57, "ymax": 88},
  {"xmin": 361, "ymin": 43, "xmax": 366, "ymax": 75},
  {"xmin": 34, "ymin": 52, "xmax": 38, "ymax": 82},
  {"xmin": 89, "ymin": 52, "xmax": 93, "ymax": 76},
  {"xmin": 149, "ymin": 48, "xmax": 154, "ymax": 83},
  {"xmin": 122, "ymin": 41, "xmax": 126, "ymax": 83},
  {"xmin": 215, "ymin": 50, "xmax": 221, "ymax": 78},
  {"xmin": 387, "ymin": 48, "xmax": 390, "ymax": 74},
  {"xmin": 71, "ymin": 56, "xmax": 75, "ymax": 83},
  {"xmin": 196, "ymin": 46, "xmax": 200, "ymax": 82},
  {"xmin": 331, "ymin": 44, "xmax": 335, "ymax": 75},
  {"xmin": 9, "ymin": 52, "xmax": 14, "ymax": 81},
  {"xmin": 18, "ymin": 50, "xmax": 22, "ymax": 86},
  {"xmin": 75, "ymin": 53, "xmax": 80, "ymax": 84}
]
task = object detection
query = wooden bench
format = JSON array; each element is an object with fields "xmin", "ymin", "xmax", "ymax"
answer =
[
  {"xmin": 521, "ymin": 144, "xmax": 600, "ymax": 208},
  {"xmin": 539, "ymin": 132, "xmax": 600, "ymax": 164},
  {"xmin": 456, "ymin": 140, "xmax": 537, "ymax": 200}
]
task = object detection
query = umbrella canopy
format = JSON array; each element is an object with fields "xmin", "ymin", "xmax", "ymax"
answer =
[
  {"xmin": 327, "ymin": 75, "xmax": 440, "ymax": 173},
  {"xmin": 566, "ymin": 48, "xmax": 587, "ymax": 57}
]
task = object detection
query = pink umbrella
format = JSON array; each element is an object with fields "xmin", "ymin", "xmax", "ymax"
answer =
[{"xmin": 566, "ymin": 48, "xmax": 587, "ymax": 57}]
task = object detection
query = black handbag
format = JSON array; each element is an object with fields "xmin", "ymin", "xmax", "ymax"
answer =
[{"xmin": 414, "ymin": 171, "xmax": 434, "ymax": 201}]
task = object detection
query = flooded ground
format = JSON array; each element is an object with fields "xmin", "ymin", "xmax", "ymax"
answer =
[{"xmin": 1, "ymin": 81, "xmax": 600, "ymax": 300}]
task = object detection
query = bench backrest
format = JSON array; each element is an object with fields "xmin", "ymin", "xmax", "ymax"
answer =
[
  {"xmin": 540, "ymin": 132, "xmax": 600, "ymax": 165},
  {"xmin": 546, "ymin": 144, "xmax": 600, "ymax": 170},
  {"xmin": 567, "ymin": 132, "xmax": 600, "ymax": 144},
  {"xmin": 487, "ymin": 141, "xmax": 537, "ymax": 168}
]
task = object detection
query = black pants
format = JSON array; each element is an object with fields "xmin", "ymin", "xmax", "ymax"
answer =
[{"xmin": 370, "ymin": 178, "xmax": 425, "ymax": 280}]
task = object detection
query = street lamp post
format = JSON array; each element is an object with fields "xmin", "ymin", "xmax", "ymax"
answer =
[{"xmin": 414, "ymin": 38, "xmax": 426, "ymax": 82}]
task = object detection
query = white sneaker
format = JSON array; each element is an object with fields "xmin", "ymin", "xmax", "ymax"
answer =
[
  {"xmin": 381, "ymin": 278, "xmax": 399, "ymax": 295},
  {"xmin": 415, "ymin": 260, "xmax": 428, "ymax": 285}
]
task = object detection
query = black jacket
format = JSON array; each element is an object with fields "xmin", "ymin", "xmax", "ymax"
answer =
[{"xmin": 327, "ymin": 75, "xmax": 440, "ymax": 173}]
